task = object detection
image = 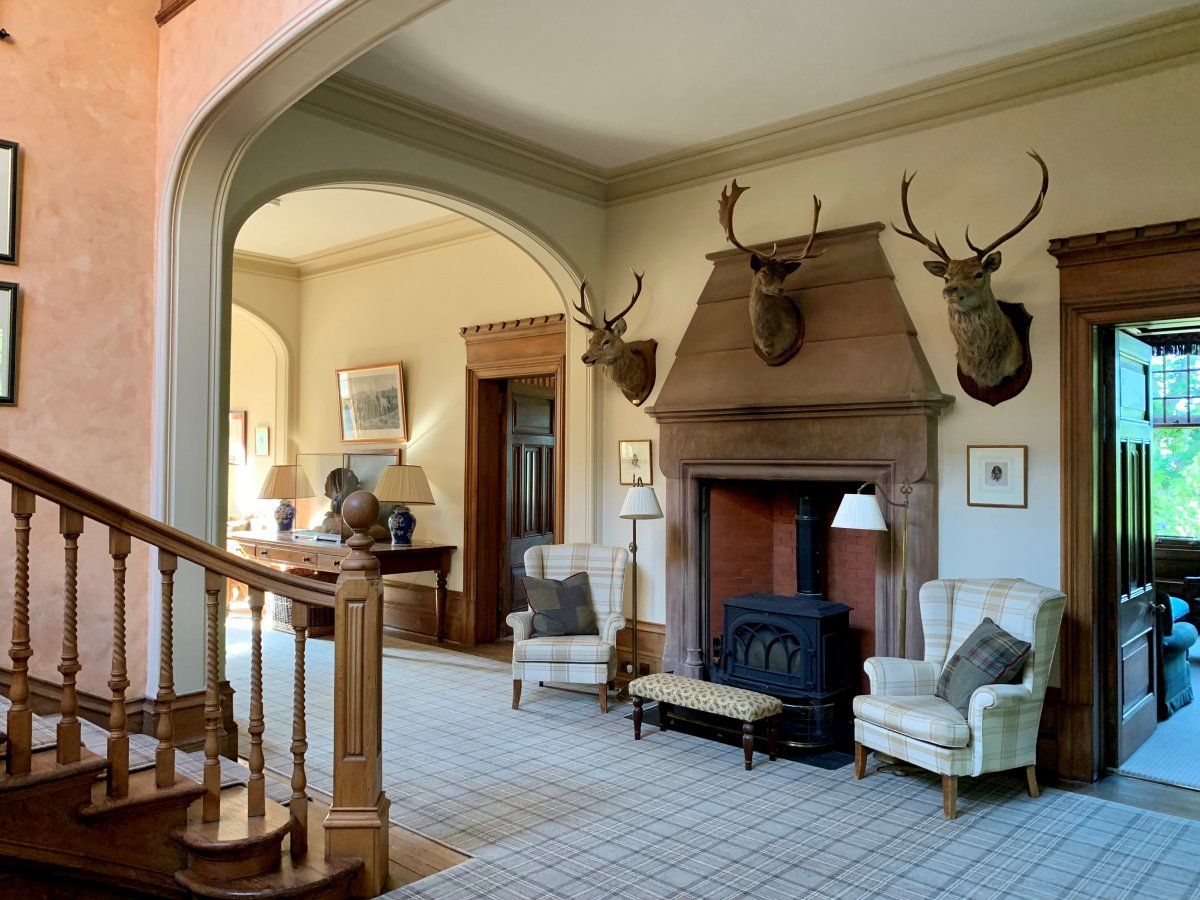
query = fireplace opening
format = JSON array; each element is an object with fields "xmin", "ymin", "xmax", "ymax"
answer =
[{"xmin": 700, "ymin": 480, "xmax": 873, "ymax": 746}]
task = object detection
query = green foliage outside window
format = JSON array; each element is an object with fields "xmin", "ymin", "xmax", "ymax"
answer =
[{"xmin": 1152, "ymin": 426, "xmax": 1200, "ymax": 538}]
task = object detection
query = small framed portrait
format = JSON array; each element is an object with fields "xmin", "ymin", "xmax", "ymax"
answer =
[
  {"xmin": 619, "ymin": 440, "xmax": 652, "ymax": 486},
  {"xmin": 228, "ymin": 410, "xmax": 247, "ymax": 466},
  {"xmin": 967, "ymin": 445, "xmax": 1027, "ymax": 508},
  {"xmin": 254, "ymin": 425, "xmax": 270, "ymax": 457}
]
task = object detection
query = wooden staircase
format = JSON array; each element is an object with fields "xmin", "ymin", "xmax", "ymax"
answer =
[{"xmin": 0, "ymin": 450, "xmax": 391, "ymax": 897}]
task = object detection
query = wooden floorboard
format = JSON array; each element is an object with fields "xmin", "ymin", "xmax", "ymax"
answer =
[{"xmin": 1051, "ymin": 773, "xmax": 1200, "ymax": 821}]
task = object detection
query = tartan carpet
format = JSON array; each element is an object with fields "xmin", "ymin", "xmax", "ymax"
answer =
[{"xmin": 227, "ymin": 621, "xmax": 1200, "ymax": 899}]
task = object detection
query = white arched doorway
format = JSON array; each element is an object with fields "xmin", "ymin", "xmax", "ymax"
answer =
[{"xmin": 157, "ymin": 1, "xmax": 604, "ymax": 690}]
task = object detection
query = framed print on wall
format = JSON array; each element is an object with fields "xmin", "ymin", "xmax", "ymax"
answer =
[
  {"xmin": 0, "ymin": 140, "xmax": 17, "ymax": 265},
  {"xmin": 967, "ymin": 444, "xmax": 1027, "ymax": 508},
  {"xmin": 254, "ymin": 425, "xmax": 270, "ymax": 457},
  {"xmin": 228, "ymin": 410, "xmax": 247, "ymax": 465},
  {"xmin": 337, "ymin": 362, "xmax": 408, "ymax": 443},
  {"xmin": 0, "ymin": 282, "xmax": 19, "ymax": 405},
  {"xmin": 619, "ymin": 440, "xmax": 652, "ymax": 485}
]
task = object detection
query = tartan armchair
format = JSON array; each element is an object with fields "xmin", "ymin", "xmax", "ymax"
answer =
[
  {"xmin": 508, "ymin": 543, "xmax": 628, "ymax": 713},
  {"xmin": 852, "ymin": 578, "xmax": 1067, "ymax": 819}
]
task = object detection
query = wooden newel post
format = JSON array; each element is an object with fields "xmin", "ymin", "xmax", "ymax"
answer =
[{"xmin": 325, "ymin": 490, "xmax": 390, "ymax": 897}]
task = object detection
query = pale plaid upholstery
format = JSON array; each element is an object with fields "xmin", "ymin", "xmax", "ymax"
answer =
[
  {"xmin": 854, "ymin": 578, "xmax": 1066, "ymax": 779},
  {"xmin": 507, "ymin": 543, "xmax": 628, "ymax": 696}
]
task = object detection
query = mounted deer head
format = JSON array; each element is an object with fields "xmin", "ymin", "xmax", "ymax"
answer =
[
  {"xmin": 719, "ymin": 179, "xmax": 823, "ymax": 365},
  {"xmin": 571, "ymin": 271, "xmax": 658, "ymax": 407},
  {"xmin": 893, "ymin": 150, "xmax": 1049, "ymax": 405}
]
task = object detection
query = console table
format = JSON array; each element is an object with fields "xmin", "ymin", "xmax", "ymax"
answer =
[{"xmin": 228, "ymin": 531, "xmax": 457, "ymax": 641}]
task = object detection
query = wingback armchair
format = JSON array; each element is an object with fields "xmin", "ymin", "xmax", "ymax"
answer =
[
  {"xmin": 508, "ymin": 543, "xmax": 628, "ymax": 713},
  {"xmin": 852, "ymin": 578, "xmax": 1067, "ymax": 819}
]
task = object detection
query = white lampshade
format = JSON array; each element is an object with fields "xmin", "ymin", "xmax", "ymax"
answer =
[
  {"xmin": 374, "ymin": 465, "xmax": 435, "ymax": 505},
  {"xmin": 831, "ymin": 492, "xmax": 887, "ymax": 531},
  {"xmin": 620, "ymin": 482, "xmax": 663, "ymax": 520},
  {"xmin": 258, "ymin": 464, "xmax": 314, "ymax": 501}
]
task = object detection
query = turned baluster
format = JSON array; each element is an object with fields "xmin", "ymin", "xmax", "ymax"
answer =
[
  {"xmin": 107, "ymin": 528, "xmax": 132, "ymax": 799},
  {"xmin": 202, "ymin": 570, "xmax": 223, "ymax": 822},
  {"xmin": 154, "ymin": 549, "xmax": 177, "ymax": 788},
  {"xmin": 57, "ymin": 508, "xmax": 85, "ymax": 765},
  {"xmin": 6, "ymin": 486, "xmax": 35, "ymax": 777},
  {"xmin": 289, "ymin": 599, "xmax": 309, "ymax": 856},
  {"xmin": 247, "ymin": 586, "xmax": 266, "ymax": 818}
]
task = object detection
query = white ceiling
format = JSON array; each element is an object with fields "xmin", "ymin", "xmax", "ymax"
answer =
[
  {"xmin": 234, "ymin": 188, "xmax": 454, "ymax": 261},
  {"xmin": 237, "ymin": 0, "xmax": 1193, "ymax": 259},
  {"xmin": 344, "ymin": 0, "xmax": 1194, "ymax": 169}
]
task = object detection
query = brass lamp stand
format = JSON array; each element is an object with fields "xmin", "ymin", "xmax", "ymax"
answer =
[{"xmin": 618, "ymin": 477, "xmax": 662, "ymax": 687}]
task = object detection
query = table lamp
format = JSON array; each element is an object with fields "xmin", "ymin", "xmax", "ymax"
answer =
[
  {"xmin": 258, "ymin": 464, "xmax": 315, "ymax": 534},
  {"xmin": 832, "ymin": 480, "xmax": 912, "ymax": 657},
  {"xmin": 619, "ymin": 477, "xmax": 663, "ymax": 680},
  {"xmin": 374, "ymin": 465, "xmax": 435, "ymax": 545}
]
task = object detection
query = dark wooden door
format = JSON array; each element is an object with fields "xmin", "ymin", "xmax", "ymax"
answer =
[
  {"xmin": 502, "ymin": 382, "xmax": 556, "ymax": 626},
  {"xmin": 1102, "ymin": 330, "xmax": 1158, "ymax": 765}
]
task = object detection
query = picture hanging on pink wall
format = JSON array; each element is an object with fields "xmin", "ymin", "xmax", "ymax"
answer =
[
  {"xmin": 0, "ymin": 140, "xmax": 17, "ymax": 265},
  {"xmin": 0, "ymin": 282, "xmax": 18, "ymax": 405}
]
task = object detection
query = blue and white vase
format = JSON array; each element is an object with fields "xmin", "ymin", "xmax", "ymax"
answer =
[
  {"xmin": 274, "ymin": 499, "xmax": 296, "ymax": 533},
  {"xmin": 388, "ymin": 504, "xmax": 416, "ymax": 545}
]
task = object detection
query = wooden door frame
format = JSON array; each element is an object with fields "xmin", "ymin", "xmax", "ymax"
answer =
[
  {"xmin": 462, "ymin": 316, "xmax": 566, "ymax": 645},
  {"xmin": 1051, "ymin": 218, "xmax": 1200, "ymax": 782}
]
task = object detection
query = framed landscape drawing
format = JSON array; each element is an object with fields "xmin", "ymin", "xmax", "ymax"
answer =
[
  {"xmin": 619, "ymin": 440, "xmax": 652, "ymax": 485},
  {"xmin": 0, "ymin": 140, "xmax": 16, "ymax": 265},
  {"xmin": 967, "ymin": 445, "xmax": 1027, "ymax": 508},
  {"xmin": 337, "ymin": 362, "xmax": 408, "ymax": 443},
  {"xmin": 0, "ymin": 282, "xmax": 18, "ymax": 404}
]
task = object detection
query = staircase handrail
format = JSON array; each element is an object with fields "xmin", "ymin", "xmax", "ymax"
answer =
[{"xmin": 0, "ymin": 448, "xmax": 334, "ymax": 607}]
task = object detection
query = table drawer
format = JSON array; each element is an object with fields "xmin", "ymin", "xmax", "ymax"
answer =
[
  {"xmin": 252, "ymin": 545, "xmax": 321, "ymax": 567},
  {"xmin": 318, "ymin": 553, "xmax": 344, "ymax": 572}
]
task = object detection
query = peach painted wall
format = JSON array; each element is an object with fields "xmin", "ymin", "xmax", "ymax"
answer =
[
  {"xmin": 155, "ymin": 0, "xmax": 321, "ymax": 192},
  {"xmin": 0, "ymin": 3, "xmax": 160, "ymax": 698}
]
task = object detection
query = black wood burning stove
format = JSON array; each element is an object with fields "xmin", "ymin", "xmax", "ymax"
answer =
[{"xmin": 709, "ymin": 495, "xmax": 854, "ymax": 747}]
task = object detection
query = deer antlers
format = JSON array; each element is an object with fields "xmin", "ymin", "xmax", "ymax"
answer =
[
  {"xmin": 571, "ymin": 270, "xmax": 645, "ymax": 332},
  {"xmin": 894, "ymin": 150, "xmax": 1049, "ymax": 261},
  {"xmin": 718, "ymin": 179, "xmax": 823, "ymax": 263}
]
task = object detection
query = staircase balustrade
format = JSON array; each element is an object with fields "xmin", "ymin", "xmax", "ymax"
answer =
[{"xmin": 0, "ymin": 449, "xmax": 387, "ymax": 897}]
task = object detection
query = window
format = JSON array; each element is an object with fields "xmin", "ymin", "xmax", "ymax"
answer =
[{"xmin": 1151, "ymin": 346, "xmax": 1200, "ymax": 539}]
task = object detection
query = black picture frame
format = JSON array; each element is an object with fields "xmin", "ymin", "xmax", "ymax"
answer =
[
  {"xmin": 0, "ymin": 140, "xmax": 18, "ymax": 265},
  {"xmin": 0, "ymin": 282, "xmax": 18, "ymax": 405}
]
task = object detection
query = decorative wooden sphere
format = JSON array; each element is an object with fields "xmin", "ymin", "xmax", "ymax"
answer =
[{"xmin": 342, "ymin": 490, "xmax": 379, "ymax": 531}]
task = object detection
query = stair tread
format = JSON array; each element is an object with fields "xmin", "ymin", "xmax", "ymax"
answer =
[
  {"xmin": 0, "ymin": 745, "xmax": 107, "ymax": 794},
  {"xmin": 177, "ymin": 785, "xmax": 293, "ymax": 854},
  {"xmin": 175, "ymin": 852, "xmax": 361, "ymax": 900},
  {"xmin": 79, "ymin": 766, "xmax": 206, "ymax": 819}
]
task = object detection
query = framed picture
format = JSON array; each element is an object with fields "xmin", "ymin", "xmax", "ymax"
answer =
[
  {"xmin": 0, "ymin": 282, "xmax": 18, "ymax": 405},
  {"xmin": 254, "ymin": 426, "xmax": 270, "ymax": 457},
  {"xmin": 0, "ymin": 140, "xmax": 17, "ymax": 265},
  {"xmin": 619, "ymin": 440, "xmax": 652, "ymax": 486},
  {"xmin": 967, "ymin": 445, "xmax": 1027, "ymax": 508},
  {"xmin": 336, "ymin": 362, "xmax": 408, "ymax": 443},
  {"xmin": 228, "ymin": 410, "xmax": 247, "ymax": 465}
]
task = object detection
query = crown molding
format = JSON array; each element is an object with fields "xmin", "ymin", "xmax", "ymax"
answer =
[
  {"xmin": 232, "ymin": 251, "xmax": 300, "ymax": 281},
  {"xmin": 299, "ymin": 75, "xmax": 608, "ymax": 205},
  {"xmin": 300, "ymin": 6, "xmax": 1200, "ymax": 206}
]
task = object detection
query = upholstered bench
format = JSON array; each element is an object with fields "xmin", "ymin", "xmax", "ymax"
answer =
[{"xmin": 628, "ymin": 673, "xmax": 782, "ymax": 770}]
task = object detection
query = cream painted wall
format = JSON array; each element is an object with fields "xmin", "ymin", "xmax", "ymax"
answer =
[
  {"xmin": 601, "ymin": 61, "xmax": 1200, "ymax": 624},
  {"xmin": 229, "ymin": 311, "xmax": 282, "ymax": 520},
  {"xmin": 293, "ymin": 232, "xmax": 563, "ymax": 591},
  {"xmin": 0, "ymin": 2, "xmax": 160, "ymax": 698}
]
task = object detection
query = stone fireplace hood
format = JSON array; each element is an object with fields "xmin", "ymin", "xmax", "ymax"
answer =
[
  {"xmin": 647, "ymin": 222, "xmax": 953, "ymax": 675},
  {"xmin": 649, "ymin": 223, "xmax": 951, "ymax": 423}
]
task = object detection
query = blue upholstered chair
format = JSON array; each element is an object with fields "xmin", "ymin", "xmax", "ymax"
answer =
[{"xmin": 1160, "ymin": 593, "xmax": 1198, "ymax": 718}]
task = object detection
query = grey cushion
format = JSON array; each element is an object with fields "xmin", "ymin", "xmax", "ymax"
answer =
[
  {"xmin": 520, "ymin": 572, "xmax": 598, "ymax": 637},
  {"xmin": 935, "ymin": 617, "xmax": 1031, "ymax": 716}
]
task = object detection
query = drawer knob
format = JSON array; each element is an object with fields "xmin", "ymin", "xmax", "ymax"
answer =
[
  {"xmin": 258, "ymin": 548, "xmax": 269, "ymax": 556},
  {"xmin": 333, "ymin": 559, "xmax": 341, "ymax": 567},
  {"xmin": 302, "ymin": 555, "xmax": 313, "ymax": 564}
]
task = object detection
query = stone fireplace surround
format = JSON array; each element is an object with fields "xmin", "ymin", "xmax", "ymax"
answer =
[{"xmin": 648, "ymin": 223, "xmax": 953, "ymax": 678}]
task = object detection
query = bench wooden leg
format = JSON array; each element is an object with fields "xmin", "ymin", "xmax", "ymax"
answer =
[
  {"xmin": 512, "ymin": 680, "xmax": 521, "ymax": 710},
  {"xmin": 767, "ymin": 716, "xmax": 778, "ymax": 761},
  {"xmin": 854, "ymin": 741, "xmax": 867, "ymax": 779},
  {"xmin": 742, "ymin": 722, "xmax": 755, "ymax": 771},
  {"xmin": 633, "ymin": 696, "xmax": 643, "ymax": 740}
]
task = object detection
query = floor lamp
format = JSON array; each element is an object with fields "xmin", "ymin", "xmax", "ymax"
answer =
[
  {"xmin": 619, "ymin": 477, "xmax": 662, "ymax": 681},
  {"xmin": 831, "ymin": 480, "xmax": 913, "ymax": 658}
]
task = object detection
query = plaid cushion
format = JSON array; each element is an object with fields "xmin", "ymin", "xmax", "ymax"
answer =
[
  {"xmin": 521, "ymin": 572, "xmax": 598, "ymax": 637},
  {"xmin": 515, "ymin": 634, "xmax": 612, "ymax": 664},
  {"xmin": 935, "ymin": 617, "xmax": 1031, "ymax": 715}
]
